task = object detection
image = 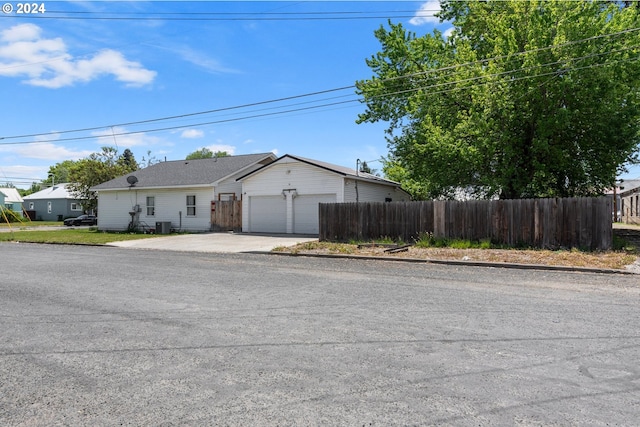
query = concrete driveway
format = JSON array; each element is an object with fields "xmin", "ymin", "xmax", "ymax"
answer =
[{"xmin": 107, "ymin": 232, "xmax": 317, "ymax": 253}]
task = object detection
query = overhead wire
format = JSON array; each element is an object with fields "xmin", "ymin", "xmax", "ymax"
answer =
[
  {"xmin": 6, "ymin": 52, "xmax": 637, "ymax": 147},
  {"xmin": 1, "ymin": 24, "xmax": 639, "ymax": 146},
  {"xmin": 2, "ymin": 55, "xmax": 637, "ymax": 146},
  {"xmin": 0, "ymin": 86, "xmax": 356, "ymax": 140},
  {"xmin": 1, "ymin": 8, "xmax": 439, "ymax": 22},
  {"xmin": 0, "ymin": 7, "xmax": 438, "ymax": 21},
  {"xmin": 0, "ymin": 99, "xmax": 360, "ymax": 145}
]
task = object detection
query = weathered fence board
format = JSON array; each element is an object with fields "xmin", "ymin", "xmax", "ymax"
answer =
[
  {"xmin": 319, "ymin": 197, "xmax": 612, "ymax": 250},
  {"xmin": 211, "ymin": 200, "xmax": 242, "ymax": 231}
]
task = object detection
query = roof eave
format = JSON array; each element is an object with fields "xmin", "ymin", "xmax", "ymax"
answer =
[{"xmin": 237, "ymin": 154, "xmax": 347, "ymax": 181}]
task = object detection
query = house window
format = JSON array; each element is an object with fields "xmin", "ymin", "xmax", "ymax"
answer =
[
  {"xmin": 47, "ymin": 201, "xmax": 52, "ymax": 214},
  {"xmin": 146, "ymin": 196, "xmax": 155, "ymax": 216},
  {"xmin": 186, "ymin": 195, "xmax": 196, "ymax": 216},
  {"xmin": 70, "ymin": 202, "xmax": 82, "ymax": 211},
  {"xmin": 29, "ymin": 202, "xmax": 34, "ymax": 210}
]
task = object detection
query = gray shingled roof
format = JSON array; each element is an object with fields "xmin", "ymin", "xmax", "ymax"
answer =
[
  {"xmin": 23, "ymin": 183, "xmax": 75, "ymax": 200},
  {"xmin": 238, "ymin": 154, "xmax": 402, "ymax": 186},
  {"xmin": 620, "ymin": 179, "xmax": 640, "ymax": 195},
  {"xmin": 92, "ymin": 153, "xmax": 275, "ymax": 191}
]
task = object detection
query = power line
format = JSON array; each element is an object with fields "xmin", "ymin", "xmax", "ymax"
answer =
[
  {"xmin": 0, "ymin": 99, "xmax": 361, "ymax": 145},
  {"xmin": 31, "ymin": 9, "xmax": 435, "ymax": 17},
  {"xmin": 6, "ymin": 51, "xmax": 636, "ymax": 147},
  {"xmin": 1, "ymin": 24, "xmax": 638, "ymax": 146},
  {"xmin": 367, "ymin": 44, "xmax": 640, "ymax": 100},
  {"xmin": 0, "ymin": 86, "xmax": 356, "ymax": 141},
  {"xmin": 356, "ymin": 26, "xmax": 640, "ymax": 88},
  {"xmin": 1, "ymin": 10, "xmax": 438, "ymax": 22}
]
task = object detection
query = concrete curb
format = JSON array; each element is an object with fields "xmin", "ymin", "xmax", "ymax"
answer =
[
  {"xmin": 6, "ymin": 239, "xmax": 637, "ymax": 275},
  {"xmin": 251, "ymin": 250, "xmax": 640, "ymax": 275}
]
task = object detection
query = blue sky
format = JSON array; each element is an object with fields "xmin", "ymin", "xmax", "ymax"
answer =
[
  {"xmin": 1, "ymin": 1, "xmax": 451, "ymax": 188},
  {"xmin": 1, "ymin": 1, "xmax": 638, "ymax": 188}
]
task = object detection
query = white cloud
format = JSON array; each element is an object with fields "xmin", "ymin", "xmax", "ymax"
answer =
[
  {"xmin": 147, "ymin": 42, "xmax": 238, "ymax": 74},
  {"xmin": 179, "ymin": 47, "xmax": 239, "ymax": 74},
  {"xmin": 443, "ymin": 27, "xmax": 455, "ymax": 39},
  {"xmin": 1, "ymin": 22, "xmax": 42, "ymax": 42},
  {"xmin": 409, "ymin": 1, "xmax": 442, "ymax": 26},
  {"xmin": 181, "ymin": 129, "xmax": 204, "ymax": 139},
  {"xmin": 0, "ymin": 23, "xmax": 156, "ymax": 88},
  {"xmin": 205, "ymin": 144, "xmax": 236, "ymax": 155},
  {"xmin": 271, "ymin": 148, "xmax": 279, "ymax": 156},
  {"xmin": 12, "ymin": 142, "xmax": 94, "ymax": 161},
  {"xmin": 91, "ymin": 127, "xmax": 161, "ymax": 148},
  {"xmin": 0, "ymin": 164, "xmax": 45, "ymax": 178}
]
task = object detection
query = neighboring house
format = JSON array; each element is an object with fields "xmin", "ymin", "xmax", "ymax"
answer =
[
  {"xmin": 620, "ymin": 179, "xmax": 640, "ymax": 225},
  {"xmin": 237, "ymin": 154, "xmax": 411, "ymax": 234},
  {"xmin": 91, "ymin": 153, "xmax": 277, "ymax": 232},
  {"xmin": 22, "ymin": 183, "xmax": 84, "ymax": 221},
  {"xmin": 0, "ymin": 187, "xmax": 24, "ymax": 212}
]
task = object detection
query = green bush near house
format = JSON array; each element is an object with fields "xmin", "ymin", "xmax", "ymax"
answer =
[{"xmin": 0, "ymin": 208, "xmax": 27, "ymax": 224}]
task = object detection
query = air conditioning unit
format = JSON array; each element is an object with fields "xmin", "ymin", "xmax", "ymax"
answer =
[{"xmin": 155, "ymin": 221, "xmax": 172, "ymax": 234}]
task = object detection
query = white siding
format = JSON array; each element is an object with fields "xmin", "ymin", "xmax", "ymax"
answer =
[
  {"xmin": 215, "ymin": 161, "xmax": 268, "ymax": 200},
  {"xmin": 344, "ymin": 179, "xmax": 410, "ymax": 203},
  {"xmin": 96, "ymin": 191, "xmax": 131, "ymax": 230},
  {"xmin": 241, "ymin": 158, "xmax": 410, "ymax": 234},
  {"xmin": 215, "ymin": 179, "xmax": 242, "ymax": 200},
  {"xmin": 97, "ymin": 187, "xmax": 214, "ymax": 232},
  {"xmin": 241, "ymin": 160, "xmax": 341, "ymax": 232}
]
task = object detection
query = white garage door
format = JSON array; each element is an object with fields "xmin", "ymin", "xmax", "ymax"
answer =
[
  {"xmin": 294, "ymin": 194, "xmax": 336, "ymax": 234},
  {"xmin": 249, "ymin": 195, "xmax": 286, "ymax": 233}
]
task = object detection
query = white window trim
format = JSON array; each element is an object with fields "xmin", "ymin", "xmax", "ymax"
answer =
[
  {"xmin": 146, "ymin": 196, "xmax": 155, "ymax": 217},
  {"xmin": 186, "ymin": 195, "xmax": 196, "ymax": 216}
]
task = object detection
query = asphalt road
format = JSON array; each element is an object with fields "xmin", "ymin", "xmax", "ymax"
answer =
[{"xmin": 1, "ymin": 243, "xmax": 639, "ymax": 426}]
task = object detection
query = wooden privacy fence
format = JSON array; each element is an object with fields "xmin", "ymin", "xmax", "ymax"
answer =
[{"xmin": 319, "ymin": 197, "xmax": 612, "ymax": 250}]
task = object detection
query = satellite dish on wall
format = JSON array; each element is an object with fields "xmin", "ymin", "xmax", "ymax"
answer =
[{"xmin": 127, "ymin": 175, "xmax": 138, "ymax": 186}]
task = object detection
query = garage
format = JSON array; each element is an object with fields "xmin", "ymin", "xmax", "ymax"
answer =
[
  {"xmin": 293, "ymin": 194, "xmax": 336, "ymax": 234},
  {"xmin": 249, "ymin": 195, "xmax": 286, "ymax": 233},
  {"xmin": 239, "ymin": 154, "xmax": 410, "ymax": 234}
]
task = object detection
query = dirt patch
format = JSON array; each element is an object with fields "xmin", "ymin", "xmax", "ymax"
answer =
[{"xmin": 277, "ymin": 242, "xmax": 639, "ymax": 272}]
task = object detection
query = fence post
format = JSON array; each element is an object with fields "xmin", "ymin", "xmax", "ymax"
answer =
[{"xmin": 433, "ymin": 200, "xmax": 446, "ymax": 239}]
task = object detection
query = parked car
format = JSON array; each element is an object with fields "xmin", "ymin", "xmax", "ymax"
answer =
[{"xmin": 63, "ymin": 215, "xmax": 97, "ymax": 226}]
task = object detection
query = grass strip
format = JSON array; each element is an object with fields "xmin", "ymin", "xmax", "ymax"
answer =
[{"xmin": 0, "ymin": 229, "xmax": 161, "ymax": 245}]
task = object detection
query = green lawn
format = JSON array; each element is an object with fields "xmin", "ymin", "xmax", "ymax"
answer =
[
  {"xmin": 0, "ymin": 228, "xmax": 161, "ymax": 245},
  {"xmin": 0, "ymin": 221, "xmax": 63, "ymax": 228}
]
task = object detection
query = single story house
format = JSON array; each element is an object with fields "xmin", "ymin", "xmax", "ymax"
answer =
[
  {"xmin": 0, "ymin": 187, "xmax": 24, "ymax": 213},
  {"xmin": 237, "ymin": 154, "xmax": 411, "ymax": 234},
  {"xmin": 91, "ymin": 153, "xmax": 277, "ymax": 232},
  {"xmin": 620, "ymin": 179, "xmax": 640, "ymax": 225},
  {"xmin": 22, "ymin": 183, "xmax": 84, "ymax": 221}
]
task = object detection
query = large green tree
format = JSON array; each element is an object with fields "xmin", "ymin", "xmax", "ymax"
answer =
[
  {"xmin": 185, "ymin": 148, "xmax": 230, "ymax": 160},
  {"xmin": 44, "ymin": 160, "xmax": 77, "ymax": 186},
  {"xmin": 67, "ymin": 147, "xmax": 139, "ymax": 213},
  {"xmin": 357, "ymin": 0, "xmax": 640, "ymax": 199}
]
